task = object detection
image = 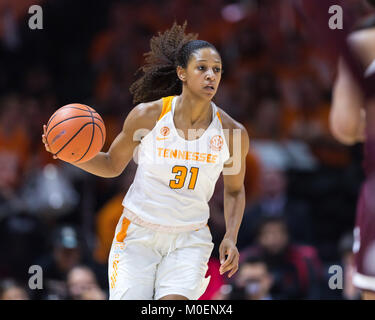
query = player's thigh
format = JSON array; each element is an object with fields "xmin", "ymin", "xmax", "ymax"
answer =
[
  {"xmin": 155, "ymin": 226, "xmax": 214, "ymax": 300},
  {"xmin": 108, "ymin": 221, "xmax": 161, "ymax": 300}
]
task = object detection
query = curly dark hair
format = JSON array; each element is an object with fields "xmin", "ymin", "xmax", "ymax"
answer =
[{"xmin": 129, "ymin": 21, "xmax": 219, "ymax": 104}]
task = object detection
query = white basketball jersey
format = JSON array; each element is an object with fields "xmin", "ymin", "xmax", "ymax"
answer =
[{"xmin": 122, "ymin": 95, "xmax": 230, "ymax": 230}]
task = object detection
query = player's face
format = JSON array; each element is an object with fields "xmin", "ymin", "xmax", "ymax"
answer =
[{"xmin": 183, "ymin": 47, "xmax": 222, "ymax": 99}]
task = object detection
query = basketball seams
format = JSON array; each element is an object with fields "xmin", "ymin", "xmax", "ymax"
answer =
[
  {"xmin": 75, "ymin": 105, "xmax": 96, "ymax": 163},
  {"xmin": 61, "ymin": 105, "xmax": 99, "ymax": 114},
  {"xmin": 75, "ymin": 127, "xmax": 95, "ymax": 163},
  {"xmin": 54, "ymin": 122, "xmax": 104, "ymax": 161},
  {"xmin": 73, "ymin": 122, "xmax": 104, "ymax": 163},
  {"xmin": 46, "ymin": 115, "xmax": 104, "ymax": 140},
  {"xmin": 94, "ymin": 119, "xmax": 105, "ymax": 147},
  {"xmin": 85, "ymin": 105, "xmax": 105, "ymax": 147},
  {"xmin": 54, "ymin": 122, "xmax": 95, "ymax": 157},
  {"xmin": 46, "ymin": 106, "xmax": 101, "ymax": 133}
]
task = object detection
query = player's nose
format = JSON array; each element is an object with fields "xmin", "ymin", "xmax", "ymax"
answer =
[{"xmin": 205, "ymin": 69, "xmax": 215, "ymax": 80}]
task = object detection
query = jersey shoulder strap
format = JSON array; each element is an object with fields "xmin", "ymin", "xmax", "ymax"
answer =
[
  {"xmin": 216, "ymin": 109, "xmax": 223, "ymax": 125},
  {"xmin": 158, "ymin": 96, "xmax": 174, "ymax": 120}
]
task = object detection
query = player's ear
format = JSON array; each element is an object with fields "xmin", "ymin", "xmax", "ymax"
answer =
[{"xmin": 176, "ymin": 66, "xmax": 186, "ymax": 82}]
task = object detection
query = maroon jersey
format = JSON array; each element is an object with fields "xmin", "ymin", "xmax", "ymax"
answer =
[
  {"xmin": 354, "ymin": 178, "xmax": 375, "ymax": 276},
  {"xmin": 353, "ymin": 131, "xmax": 375, "ymax": 290},
  {"xmin": 352, "ymin": 54, "xmax": 375, "ymax": 291}
]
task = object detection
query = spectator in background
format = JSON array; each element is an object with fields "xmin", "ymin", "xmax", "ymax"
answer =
[
  {"xmin": 237, "ymin": 164, "xmax": 313, "ymax": 250},
  {"xmin": 228, "ymin": 256, "xmax": 274, "ymax": 300},
  {"xmin": 35, "ymin": 225, "xmax": 83, "ymax": 299},
  {"xmin": 248, "ymin": 98, "xmax": 284, "ymax": 141},
  {"xmin": 0, "ymin": 94, "xmax": 30, "ymax": 206},
  {"xmin": 47, "ymin": 225, "xmax": 82, "ymax": 280},
  {"xmin": 66, "ymin": 265, "xmax": 106, "ymax": 300},
  {"xmin": 0, "ymin": 279, "xmax": 29, "ymax": 300},
  {"xmin": 241, "ymin": 216, "xmax": 323, "ymax": 299},
  {"xmin": 0, "ymin": 212, "xmax": 47, "ymax": 282}
]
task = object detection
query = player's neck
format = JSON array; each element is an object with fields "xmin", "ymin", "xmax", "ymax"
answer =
[{"xmin": 175, "ymin": 92, "xmax": 212, "ymax": 126}]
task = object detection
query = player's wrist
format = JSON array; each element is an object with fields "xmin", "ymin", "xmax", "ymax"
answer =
[{"xmin": 223, "ymin": 234, "xmax": 237, "ymax": 245}]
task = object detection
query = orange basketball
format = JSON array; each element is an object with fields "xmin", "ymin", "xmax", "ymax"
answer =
[{"xmin": 45, "ymin": 103, "xmax": 106, "ymax": 163}]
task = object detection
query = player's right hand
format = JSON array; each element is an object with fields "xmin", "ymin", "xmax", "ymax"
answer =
[{"xmin": 42, "ymin": 124, "xmax": 58, "ymax": 159}]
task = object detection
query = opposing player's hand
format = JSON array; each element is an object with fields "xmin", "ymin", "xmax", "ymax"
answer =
[
  {"xmin": 42, "ymin": 124, "xmax": 57, "ymax": 159},
  {"xmin": 219, "ymin": 238, "xmax": 239, "ymax": 278}
]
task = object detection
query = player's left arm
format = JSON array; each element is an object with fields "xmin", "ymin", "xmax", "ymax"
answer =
[{"xmin": 219, "ymin": 122, "xmax": 250, "ymax": 278}]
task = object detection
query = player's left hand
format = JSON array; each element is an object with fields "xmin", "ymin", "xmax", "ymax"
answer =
[{"xmin": 219, "ymin": 238, "xmax": 239, "ymax": 278}]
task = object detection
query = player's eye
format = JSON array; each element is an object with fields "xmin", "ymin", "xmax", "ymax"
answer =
[
  {"xmin": 214, "ymin": 67, "xmax": 221, "ymax": 73},
  {"xmin": 198, "ymin": 65, "xmax": 206, "ymax": 71}
]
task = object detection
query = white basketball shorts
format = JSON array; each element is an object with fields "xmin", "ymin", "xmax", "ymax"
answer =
[{"xmin": 108, "ymin": 216, "xmax": 214, "ymax": 300}]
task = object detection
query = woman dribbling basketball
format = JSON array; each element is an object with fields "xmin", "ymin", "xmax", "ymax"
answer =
[{"xmin": 42, "ymin": 22, "xmax": 249, "ymax": 300}]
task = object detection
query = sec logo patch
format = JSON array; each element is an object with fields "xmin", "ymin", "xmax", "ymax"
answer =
[{"xmin": 210, "ymin": 135, "xmax": 224, "ymax": 151}]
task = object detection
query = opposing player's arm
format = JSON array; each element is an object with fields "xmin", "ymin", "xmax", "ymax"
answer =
[
  {"xmin": 43, "ymin": 100, "xmax": 162, "ymax": 178},
  {"xmin": 329, "ymin": 29, "xmax": 375, "ymax": 146},
  {"xmin": 218, "ymin": 111, "xmax": 250, "ymax": 277},
  {"xmin": 330, "ymin": 58, "xmax": 366, "ymax": 145}
]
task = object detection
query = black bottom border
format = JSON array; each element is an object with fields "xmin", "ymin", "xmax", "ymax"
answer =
[{"xmin": 0, "ymin": 300, "xmax": 369, "ymax": 319}]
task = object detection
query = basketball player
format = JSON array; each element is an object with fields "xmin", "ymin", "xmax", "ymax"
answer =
[
  {"xmin": 42, "ymin": 22, "xmax": 249, "ymax": 300},
  {"xmin": 330, "ymin": 1, "xmax": 375, "ymax": 300}
]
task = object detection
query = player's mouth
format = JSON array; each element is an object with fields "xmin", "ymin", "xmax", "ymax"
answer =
[{"xmin": 203, "ymin": 85, "xmax": 215, "ymax": 92}]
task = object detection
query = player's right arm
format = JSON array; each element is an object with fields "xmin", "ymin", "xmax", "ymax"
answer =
[{"xmin": 42, "ymin": 100, "xmax": 162, "ymax": 178}]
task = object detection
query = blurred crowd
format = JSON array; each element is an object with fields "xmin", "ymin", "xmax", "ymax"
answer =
[{"xmin": 0, "ymin": 0, "xmax": 372, "ymax": 300}]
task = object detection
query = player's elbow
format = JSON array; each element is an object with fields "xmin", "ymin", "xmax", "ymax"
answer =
[
  {"xmin": 224, "ymin": 184, "xmax": 245, "ymax": 197},
  {"xmin": 109, "ymin": 165, "xmax": 125, "ymax": 178},
  {"xmin": 105, "ymin": 171, "xmax": 123, "ymax": 178},
  {"xmin": 104, "ymin": 153, "xmax": 126, "ymax": 178}
]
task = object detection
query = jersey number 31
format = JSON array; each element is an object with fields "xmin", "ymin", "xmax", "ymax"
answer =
[{"xmin": 169, "ymin": 165, "xmax": 199, "ymax": 190}]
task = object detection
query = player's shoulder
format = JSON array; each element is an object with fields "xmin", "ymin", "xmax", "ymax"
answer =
[
  {"xmin": 125, "ymin": 98, "xmax": 163, "ymax": 131},
  {"xmin": 132, "ymin": 98, "xmax": 163, "ymax": 121}
]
